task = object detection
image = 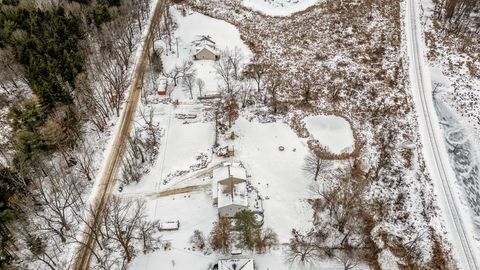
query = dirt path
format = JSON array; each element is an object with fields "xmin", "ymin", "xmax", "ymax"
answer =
[
  {"xmin": 152, "ymin": 184, "xmax": 210, "ymax": 198},
  {"xmin": 72, "ymin": 1, "xmax": 166, "ymax": 269}
]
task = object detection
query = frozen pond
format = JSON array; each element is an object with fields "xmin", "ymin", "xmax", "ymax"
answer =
[{"xmin": 303, "ymin": 115, "xmax": 354, "ymax": 154}]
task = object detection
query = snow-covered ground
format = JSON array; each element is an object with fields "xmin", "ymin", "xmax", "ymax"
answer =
[
  {"xmin": 241, "ymin": 0, "xmax": 319, "ymax": 16},
  {"xmin": 405, "ymin": 0, "xmax": 480, "ymax": 268},
  {"xmin": 121, "ymin": 6, "xmax": 369, "ymax": 269},
  {"xmin": 161, "ymin": 10, "xmax": 252, "ymax": 99},
  {"xmin": 303, "ymin": 115, "xmax": 354, "ymax": 154},
  {"xmin": 126, "ymin": 113, "xmax": 362, "ymax": 269}
]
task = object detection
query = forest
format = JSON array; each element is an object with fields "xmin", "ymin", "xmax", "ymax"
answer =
[{"xmin": 0, "ymin": 0, "xmax": 153, "ymax": 267}]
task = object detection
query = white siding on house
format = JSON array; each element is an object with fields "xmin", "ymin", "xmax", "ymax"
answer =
[{"xmin": 218, "ymin": 204, "xmax": 248, "ymax": 218}]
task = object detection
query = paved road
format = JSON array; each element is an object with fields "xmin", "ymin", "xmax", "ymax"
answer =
[
  {"xmin": 405, "ymin": 0, "xmax": 478, "ymax": 269},
  {"xmin": 72, "ymin": 1, "xmax": 166, "ymax": 269}
]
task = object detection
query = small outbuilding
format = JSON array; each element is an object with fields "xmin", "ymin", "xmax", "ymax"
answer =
[{"xmin": 158, "ymin": 220, "xmax": 180, "ymax": 231}]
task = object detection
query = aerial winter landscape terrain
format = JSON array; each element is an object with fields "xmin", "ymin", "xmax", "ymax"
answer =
[{"xmin": 0, "ymin": 0, "xmax": 479, "ymax": 269}]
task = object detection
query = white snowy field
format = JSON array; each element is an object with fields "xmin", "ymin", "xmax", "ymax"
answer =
[
  {"xmin": 241, "ymin": 0, "xmax": 319, "ymax": 16},
  {"xmin": 303, "ymin": 115, "xmax": 354, "ymax": 154}
]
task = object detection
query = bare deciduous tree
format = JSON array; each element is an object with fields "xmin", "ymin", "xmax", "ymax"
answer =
[
  {"xmin": 303, "ymin": 152, "xmax": 332, "ymax": 181},
  {"xmin": 196, "ymin": 78, "xmax": 205, "ymax": 97},
  {"xmin": 102, "ymin": 197, "xmax": 161, "ymax": 265},
  {"xmin": 190, "ymin": 230, "xmax": 207, "ymax": 251},
  {"xmin": 216, "ymin": 49, "xmax": 240, "ymax": 94},
  {"xmin": 30, "ymin": 164, "xmax": 86, "ymax": 243},
  {"xmin": 244, "ymin": 56, "xmax": 268, "ymax": 93},
  {"xmin": 286, "ymin": 229, "xmax": 323, "ymax": 267},
  {"xmin": 164, "ymin": 60, "xmax": 193, "ymax": 87},
  {"xmin": 254, "ymin": 227, "xmax": 278, "ymax": 254},
  {"xmin": 181, "ymin": 72, "xmax": 196, "ymax": 99}
]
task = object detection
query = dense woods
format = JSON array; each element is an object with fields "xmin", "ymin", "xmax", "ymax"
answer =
[
  {"xmin": 434, "ymin": 0, "xmax": 480, "ymax": 33},
  {"xmin": 0, "ymin": 0, "xmax": 157, "ymax": 267}
]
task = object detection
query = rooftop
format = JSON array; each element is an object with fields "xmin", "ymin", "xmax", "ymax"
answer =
[
  {"xmin": 192, "ymin": 35, "xmax": 219, "ymax": 54},
  {"xmin": 217, "ymin": 181, "xmax": 248, "ymax": 208},
  {"xmin": 212, "ymin": 163, "xmax": 247, "ymax": 199},
  {"xmin": 218, "ymin": 258, "xmax": 254, "ymax": 270}
]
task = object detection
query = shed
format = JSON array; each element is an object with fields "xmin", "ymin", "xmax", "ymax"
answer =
[{"xmin": 158, "ymin": 220, "xmax": 180, "ymax": 231}]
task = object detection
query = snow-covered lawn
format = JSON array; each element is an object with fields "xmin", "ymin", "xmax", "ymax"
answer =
[
  {"xmin": 303, "ymin": 115, "xmax": 354, "ymax": 154},
  {"xmin": 229, "ymin": 118, "xmax": 313, "ymax": 241},
  {"xmin": 241, "ymin": 0, "xmax": 319, "ymax": 16},
  {"xmin": 127, "ymin": 116, "xmax": 356, "ymax": 269}
]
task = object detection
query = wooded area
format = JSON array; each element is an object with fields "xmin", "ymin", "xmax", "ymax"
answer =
[
  {"xmin": 0, "ymin": 0, "xmax": 157, "ymax": 268},
  {"xmin": 434, "ymin": 0, "xmax": 480, "ymax": 33}
]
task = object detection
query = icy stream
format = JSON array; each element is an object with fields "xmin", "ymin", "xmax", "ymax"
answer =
[{"xmin": 434, "ymin": 96, "xmax": 480, "ymax": 229}]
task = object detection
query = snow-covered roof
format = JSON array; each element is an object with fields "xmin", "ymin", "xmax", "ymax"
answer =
[
  {"xmin": 218, "ymin": 258, "xmax": 254, "ymax": 270},
  {"xmin": 217, "ymin": 181, "xmax": 248, "ymax": 208},
  {"xmin": 192, "ymin": 35, "xmax": 219, "ymax": 54},
  {"xmin": 212, "ymin": 164, "xmax": 247, "ymax": 199},
  {"xmin": 159, "ymin": 221, "xmax": 180, "ymax": 230},
  {"xmin": 213, "ymin": 164, "xmax": 247, "ymax": 182}
]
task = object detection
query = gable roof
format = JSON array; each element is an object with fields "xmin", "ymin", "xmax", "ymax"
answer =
[
  {"xmin": 217, "ymin": 180, "xmax": 248, "ymax": 208},
  {"xmin": 212, "ymin": 163, "xmax": 247, "ymax": 199},
  {"xmin": 218, "ymin": 259, "xmax": 254, "ymax": 270},
  {"xmin": 192, "ymin": 35, "xmax": 219, "ymax": 54}
]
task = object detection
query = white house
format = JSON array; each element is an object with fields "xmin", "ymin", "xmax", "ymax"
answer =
[
  {"xmin": 212, "ymin": 163, "xmax": 248, "ymax": 218},
  {"xmin": 192, "ymin": 35, "xmax": 220, "ymax": 61},
  {"xmin": 218, "ymin": 258, "xmax": 254, "ymax": 270}
]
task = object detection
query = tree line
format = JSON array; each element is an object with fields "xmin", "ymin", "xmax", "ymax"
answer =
[
  {"xmin": 433, "ymin": 0, "xmax": 480, "ymax": 33},
  {"xmin": 0, "ymin": 0, "xmax": 154, "ymax": 267}
]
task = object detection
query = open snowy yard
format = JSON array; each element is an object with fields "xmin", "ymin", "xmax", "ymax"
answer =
[
  {"xmin": 228, "ymin": 117, "xmax": 314, "ymax": 241},
  {"xmin": 127, "ymin": 116, "xmax": 360, "ymax": 270}
]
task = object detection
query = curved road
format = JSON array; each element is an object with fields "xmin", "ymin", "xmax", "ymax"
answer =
[
  {"xmin": 405, "ymin": 0, "xmax": 478, "ymax": 269},
  {"xmin": 72, "ymin": 1, "xmax": 166, "ymax": 269}
]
